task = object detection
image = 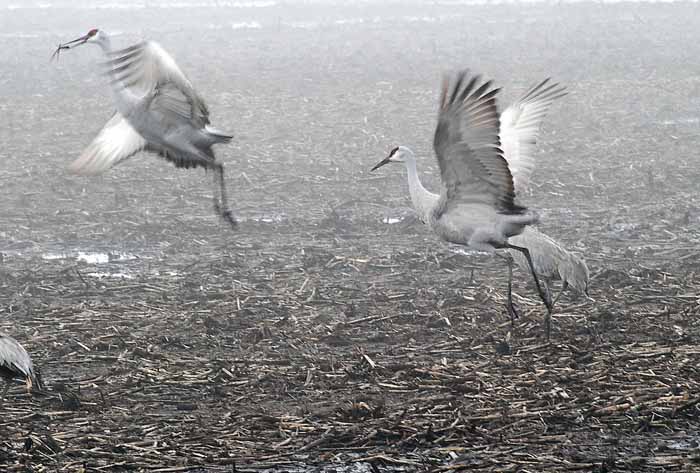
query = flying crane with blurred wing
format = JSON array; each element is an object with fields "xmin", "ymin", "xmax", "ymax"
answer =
[{"xmin": 53, "ymin": 29, "xmax": 237, "ymax": 227}]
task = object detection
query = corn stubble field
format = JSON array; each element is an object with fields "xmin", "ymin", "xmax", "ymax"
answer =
[{"xmin": 1, "ymin": 2, "xmax": 700, "ymax": 471}]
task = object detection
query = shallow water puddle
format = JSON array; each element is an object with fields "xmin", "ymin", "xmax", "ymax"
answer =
[
  {"xmin": 660, "ymin": 117, "xmax": 700, "ymax": 126},
  {"xmin": 246, "ymin": 213, "xmax": 287, "ymax": 224},
  {"xmin": 382, "ymin": 216, "xmax": 404, "ymax": 224},
  {"xmin": 85, "ymin": 271, "xmax": 134, "ymax": 280},
  {"xmin": 667, "ymin": 435, "xmax": 700, "ymax": 451},
  {"xmin": 42, "ymin": 251, "xmax": 137, "ymax": 264}
]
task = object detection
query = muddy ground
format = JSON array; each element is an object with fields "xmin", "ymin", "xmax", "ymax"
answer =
[{"xmin": 1, "ymin": 2, "xmax": 700, "ymax": 471}]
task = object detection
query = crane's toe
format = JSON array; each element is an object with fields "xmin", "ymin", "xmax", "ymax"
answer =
[{"xmin": 221, "ymin": 210, "xmax": 238, "ymax": 228}]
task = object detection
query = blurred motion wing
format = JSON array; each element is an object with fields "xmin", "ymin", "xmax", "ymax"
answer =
[
  {"xmin": 105, "ymin": 41, "xmax": 210, "ymax": 129},
  {"xmin": 69, "ymin": 112, "xmax": 146, "ymax": 175}
]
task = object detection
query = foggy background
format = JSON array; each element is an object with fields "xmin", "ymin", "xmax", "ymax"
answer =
[{"xmin": 1, "ymin": 0, "xmax": 698, "ymax": 257}]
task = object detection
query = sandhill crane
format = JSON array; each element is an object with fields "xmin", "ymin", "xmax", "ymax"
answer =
[
  {"xmin": 371, "ymin": 69, "xmax": 553, "ymax": 317},
  {"xmin": 508, "ymin": 227, "xmax": 590, "ymax": 308},
  {"xmin": 0, "ymin": 332, "xmax": 40, "ymax": 397},
  {"xmin": 52, "ymin": 29, "xmax": 236, "ymax": 227},
  {"xmin": 372, "ymin": 76, "xmax": 586, "ymax": 338},
  {"xmin": 506, "ymin": 230, "xmax": 590, "ymax": 338}
]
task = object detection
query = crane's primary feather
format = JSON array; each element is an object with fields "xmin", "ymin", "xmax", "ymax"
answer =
[
  {"xmin": 499, "ymin": 78, "xmax": 567, "ymax": 195},
  {"xmin": 433, "ymin": 70, "xmax": 523, "ymax": 215}
]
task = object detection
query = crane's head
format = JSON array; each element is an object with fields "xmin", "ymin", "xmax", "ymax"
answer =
[
  {"xmin": 52, "ymin": 28, "xmax": 105, "ymax": 60},
  {"xmin": 565, "ymin": 253, "xmax": 592, "ymax": 300},
  {"xmin": 371, "ymin": 146, "xmax": 411, "ymax": 171}
]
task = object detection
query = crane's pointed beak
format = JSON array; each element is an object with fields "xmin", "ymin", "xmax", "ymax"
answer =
[
  {"xmin": 51, "ymin": 33, "xmax": 90, "ymax": 61},
  {"xmin": 371, "ymin": 156, "xmax": 391, "ymax": 172},
  {"xmin": 63, "ymin": 34, "xmax": 91, "ymax": 47}
]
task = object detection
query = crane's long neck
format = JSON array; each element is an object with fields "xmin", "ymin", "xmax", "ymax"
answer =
[
  {"xmin": 96, "ymin": 33, "xmax": 142, "ymax": 117},
  {"xmin": 97, "ymin": 34, "xmax": 113, "ymax": 54},
  {"xmin": 403, "ymin": 152, "xmax": 439, "ymax": 224}
]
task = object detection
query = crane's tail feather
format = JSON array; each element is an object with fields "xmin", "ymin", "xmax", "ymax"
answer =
[
  {"xmin": 205, "ymin": 126, "xmax": 234, "ymax": 144},
  {"xmin": 498, "ymin": 212, "xmax": 539, "ymax": 240}
]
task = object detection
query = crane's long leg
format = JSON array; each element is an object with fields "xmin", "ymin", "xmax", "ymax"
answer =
[
  {"xmin": 211, "ymin": 163, "xmax": 237, "ymax": 229},
  {"xmin": 504, "ymin": 243, "xmax": 553, "ymax": 315},
  {"xmin": 552, "ymin": 280, "xmax": 568, "ymax": 307},
  {"xmin": 542, "ymin": 280, "xmax": 553, "ymax": 308},
  {"xmin": 541, "ymin": 281, "xmax": 554, "ymax": 341},
  {"xmin": 496, "ymin": 253, "xmax": 520, "ymax": 325}
]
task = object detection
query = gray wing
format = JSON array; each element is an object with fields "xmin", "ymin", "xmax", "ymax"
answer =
[
  {"xmin": 500, "ymin": 79, "xmax": 567, "ymax": 194},
  {"xmin": 105, "ymin": 41, "xmax": 210, "ymax": 129},
  {"xmin": 433, "ymin": 70, "xmax": 522, "ymax": 214},
  {"xmin": 0, "ymin": 334, "xmax": 34, "ymax": 380}
]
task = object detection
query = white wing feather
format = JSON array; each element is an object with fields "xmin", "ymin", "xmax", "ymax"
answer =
[
  {"xmin": 0, "ymin": 333, "xmax": 35, "ymax": 380},
  {"xmin": 499, "ymin": 79, "xmax": 567, "ymax": 194},
  {"xmin": 69, "ymin": 112, "xmax": 147, "ymax": 175}
]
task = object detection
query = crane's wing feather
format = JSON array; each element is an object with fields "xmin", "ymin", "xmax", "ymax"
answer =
[
  {"xmin": 69, "ymin": 112, "xmax": 147, "ymax": 175},
  {"xmin": 105, "ymin": 41, "xmax": 210, "ymax": 128},
  {"xmin": 433, "ymin": 70, "xmax": 521, "ymax": 214},
  {"xmin": 0, "ymin": 334, "xmax": 34, "ymax": 380},
  {"xmin": 150, "ymin": 82, "xmax": 201, "ymax": 123},
  {"xmin": 499, "ymin": 78, "xmax": 567, "ymax": 194}
]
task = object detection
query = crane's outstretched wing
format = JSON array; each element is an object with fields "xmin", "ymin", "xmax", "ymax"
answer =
[
  {"xmin": 433, "ymin": 70, "xmax": 522, "ymax": 214},
  {"xmin": 0, "ymin": 334, "xmax": 34, "ymax": 380},
  {"xmin": 499, "ymin": 79, "xmax": 567, "ymax": 194},
  {"xmin": 104, "ymin": 41, "xmax": 210, "ymax": 129},
  {"xmin": 69, "ymin": 112, "xmax": 147, "ymax": 175}
]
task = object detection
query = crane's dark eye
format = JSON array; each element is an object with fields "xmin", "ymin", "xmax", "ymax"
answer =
[
  {"xmin": 88, "ymin": 28, "xmax": 98, "ymax": 37},
  {"xmin": 389, "ymin": 146, "xmax": 399, "ymax": 157}
]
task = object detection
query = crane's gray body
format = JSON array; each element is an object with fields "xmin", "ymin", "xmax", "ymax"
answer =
[
  {"xmin": 429, "ymin": 199, "xmax": 537, "ymax": 251},
  {"xmin": 114, "ymin": 66, "xmax": 231, "ymax": 169}
]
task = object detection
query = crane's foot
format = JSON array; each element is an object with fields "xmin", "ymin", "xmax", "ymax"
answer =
[
  {"xmin": 213, "ymin": 202, "xmax": 238, "ymax": 229},
  {"xmin": 221, "ymin": 210, "xmax": 238, "ymax": 229}
]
